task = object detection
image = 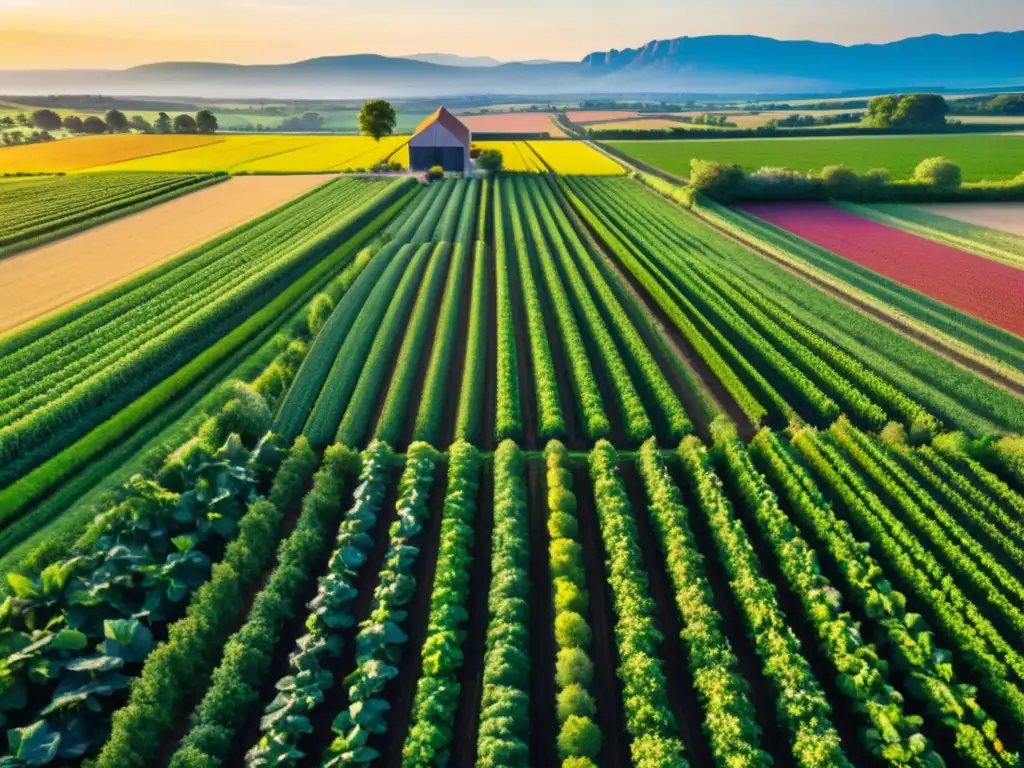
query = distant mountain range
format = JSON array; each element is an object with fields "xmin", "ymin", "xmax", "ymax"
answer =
[{"xmin": 1, "ymin": 32, "xmax": 1022, "ymax": 99}]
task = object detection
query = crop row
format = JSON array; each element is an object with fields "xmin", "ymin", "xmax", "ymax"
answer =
[
  {"xmin": 0, "ymin": 178, "xmax": 411, "ymax": 494},
  {"xmin": 322, "ymin": 442, "xmax": 439, "ymax": 766},
  {"xmin": 246, "ymin": 441, "xmax": 396, "ymax": 766},
  {"xmin": 401, "ymin": 441, "xmax": 482, "ymax": 766},
  {"xmin": 587, "ymin": 441, "xmax": 686, "ymax": 767},
  {"xmin": 476, "ymin": 440, "xmax": 531, "ymax": 766},
  {"xmin": 751, "ymin": 428, "xmax": 1016, "ymax": 765},
  {"xmin": 545, "ymin": 441, "xmax": 603, "ymax": 764},
  {"xmin": 790, "ymin": 426, "xmax": 1024, "ymax": 733},
  {"xmin": 0, "ymin": 172, "xmax": 225, "ymax": 257},
  {"xmin": 0, "ymin": 427, "xmax": 317, "ymax": 766}
]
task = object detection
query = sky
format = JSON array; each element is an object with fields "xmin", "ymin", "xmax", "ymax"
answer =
[{"xmin": 1, "ymin": 0, "xmax": 1023, "ymax": 69}]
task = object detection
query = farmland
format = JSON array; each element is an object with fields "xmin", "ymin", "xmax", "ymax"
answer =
[
  {"xmin": 461, "ymin": 112, "xmax": 567, "ymax": 137},
  {"xmin": 1, "ymin": 158, "xmax": 1024, "ymax": 768},
  {"xmin": 0, "ymin": 174, "xmax": 339, "ymax": 332},
  {"xmin": 739, "ymin": 201, "xmax": 1024, "ymax": 336},
  {"xmin": 609, "ymin": 133, "xmax": 1024, "ymax": 180},
  {"xmin": 0, "ymin": 134, "xmax": 410, "ymax": 174}
]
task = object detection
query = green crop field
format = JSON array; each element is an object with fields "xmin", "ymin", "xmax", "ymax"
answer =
[
  {"xmin": 2, "ymin": 167, "xmax": 1024, "ymax": 768},
  {"xmin": 609, "ymin": 133, "xmax": 1024, "ymax": 181}
]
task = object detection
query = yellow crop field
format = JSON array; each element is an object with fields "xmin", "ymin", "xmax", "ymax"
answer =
[
  {"xmin": 89, "ymin": 135, "xmax": 409, "ymax": 173},
  {"xmin": 528, "ymin": 141, "xmax": 624, "ymax": 175},
  {"xmin": 235, "ymin": 136, "xmax": 409, "ymax": 172},
  {"xmin": 0, "ymin": 134, "xmax": 222, "ymax": 173},
  {"xmin": 473, "ymin": 141, "xmax": 545, "ymax": 172}
]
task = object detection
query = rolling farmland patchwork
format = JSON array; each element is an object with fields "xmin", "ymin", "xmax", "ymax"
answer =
[{"xmin": 1, "ymin": 152, "xmax": 1024, "ymax": 768}]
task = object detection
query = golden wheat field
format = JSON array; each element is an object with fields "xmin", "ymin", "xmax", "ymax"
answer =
[{"xmin": 472, "ymin": 141, "xmax": 545, "ymax": 172}]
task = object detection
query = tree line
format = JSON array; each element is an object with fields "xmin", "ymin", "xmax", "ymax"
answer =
[{"xmin": 10, "ymin": 108, "xmax": 219, "ymax": 136}]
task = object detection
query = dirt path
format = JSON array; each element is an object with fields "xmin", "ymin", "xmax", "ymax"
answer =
[
  {"xmin": 0, "ymin": 174, "xmax": 334, "ymax": 334},
  {"xmin": 437, "ymin": 247, "xmax": 475, "ymax": 450}
]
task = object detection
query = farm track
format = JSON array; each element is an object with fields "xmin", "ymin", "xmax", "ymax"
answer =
[
  {"xmin": 692, "ymin": 203, "xmax": 1024, "ymax": 399},
  {"xmin": 449, "ymin": 462, "xmax": 494, "ymax": 768},
  {"xmin": 570, "ymin": 463, "xmax": 631, "ymax": 768},
  {"xmin": 619, "ymin": 462, "xmax": 715, "ymax": 768},
  {"xmin": 376, "ymin": 462, "xmax": 450, "ymax": 768},
  {"xmin": 527, "ymin": 459, "xmax": 559, "ymax": 767}
]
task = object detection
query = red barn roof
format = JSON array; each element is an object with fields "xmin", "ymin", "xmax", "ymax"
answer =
[{"xmin": 413, "ymin": 107, "xmax": 471, "ymax": 147}]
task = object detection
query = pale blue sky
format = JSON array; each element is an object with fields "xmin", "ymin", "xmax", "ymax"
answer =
[{"xmin": 1, "ymin": 0, "xmax": 1022, "ymax": 68}]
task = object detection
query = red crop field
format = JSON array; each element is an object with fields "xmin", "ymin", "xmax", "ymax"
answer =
[{"xmin": 740, "ymin": 201, "xmax": 1024, "ymax": 337}]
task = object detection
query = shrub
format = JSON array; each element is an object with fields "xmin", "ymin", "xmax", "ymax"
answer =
[
  {"xmin": 557, "ymin": 716, "xmax": 602, "ymax": 760},
  {"xmin": 932, "ymin": 431, "xmax": 971, "ymax": 456},
  {"xmin": 555, "ymin": 611, "xmax": 592, "ymax": 649},
  {"xmin": 548, "ymin": 486, "xmax": 577, "ymax": 515},
  {"xmin": 879, "ymin": 422, "xmax": 907, "ymax": 447},
  {"xmin": 991, "ymin": 434, "xmax": 1024, "ymax": 485},
  {"xmin": 427, "ymin": 165, "xmax": 445, "ymax": 181},
  {"xmin": 819, "ymin": 165, "xmax": 860, "ymax": 196},
  {"xmin": 562, "ymin": 758, "xmax": 597, "ymax": 768},
  {"xmin": 555, "ymin": 648, "xmax": 594, "ymax": 688},
  {"xmin": 197, "ymin": 383, "xmax": 272, "ymax": 449},
  {"xmin": 863, "ymin": 167, "xmax": 892, "ymax": 186},
  {"xmin": 548, "ymin": 511, "xmax": 579, "ymax": 540},
  {"xmin": 307, "ymin": 293, "xmax": 334, "ymax": 337},
  {"xmin": 914, "ymin": 156, "xmax": 962, "ymax": 189},
  {"xmin": 554, "ymin": 577, "xmax": 587, "ymax": 615},
  {"xmin": 547, "ymin": 466, "xmax": 572, "ymax": 490},
  {"xmin": 744, "ymin": 166, "xmax": 822, "ymax": 199},
  {"xmin": 478, "ymin": 149, "xmax": 504, "ymax": 173},
  {"xmin": 689, "ymin": 159, "xmax": 745, "ymax": 201},
  {"xmin": 550, "ymin": 538, "xmax": 585, "ymax": 583},
  {"xmin": 556, "ymin": 683, "xmax": 597, "ymax": 721}
]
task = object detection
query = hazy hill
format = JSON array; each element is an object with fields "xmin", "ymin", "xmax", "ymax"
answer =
[{"xmin": 0, "ymin": 31, "xmax": 1021, "ymax": 99}]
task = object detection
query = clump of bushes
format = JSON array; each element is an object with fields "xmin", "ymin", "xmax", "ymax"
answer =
[
  {"xmin": 687, "ymin": 155, "xmax": 1021, "ymax": 203},
  {"xmin": 913, "ymin": 156, "xmax": 962, "ymax": 188}
]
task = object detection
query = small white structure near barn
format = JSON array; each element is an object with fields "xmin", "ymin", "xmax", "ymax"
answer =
[{"xmin": 408, "ymin": 107, "xmax": 472, "ymax": 173}]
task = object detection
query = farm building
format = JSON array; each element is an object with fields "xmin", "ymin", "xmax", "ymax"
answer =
[{"xmin": 408, "ymin": 107, "xmax": 471, "ymax": 173}]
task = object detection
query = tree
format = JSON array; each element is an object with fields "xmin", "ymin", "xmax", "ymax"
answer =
[
  {"xmin": 62, "ymin": 115, "xmax": 84, "ymax": 132},
  {"xmin": 987, "ymin": 94, "xmax": 1024, "ymax": 115},
  {"xmin": 358, "ymin": 99, "xmax": 397, "ymax": 141},
  {"xmin": 31, "ymin": 109, "xmax": 62, "ymax": 131},
  {"xmin": 174, "ymin": 114, "xmax": 198, "ymax": 133},
  {"xmin": 105, "ymin": 109, "xmax": 130, "ymax": 133},
  {"xmin": 0, "ymin": 116, "xmax": 14, "ymax": 128},
  {"xmin": 196, "ymin": 109, "xmax": 218, "ymax": 134},
  {"xmin": 477, "ymin": 148, "xmax": 504, "ymax": 173},
  {"xmin": 689, "ymin": 158, "xmax": 745, "ymax": 201},
  {"xmin": 914, "ymin": 156, "xmax": 961, "ymax": 188},
  {"xmin": 130, "ymin": 115, "xmax": 153, "ymax": 133},
  {"xmin": 155, "ymin": 112, "xmax": 173, "ymax": 134},
  {"xmin": 15, "ymin": 113, "xmax": 30, "ymax": 126},
  {"xmin": 863, "ymin": 95, "xmax": 899, "ymax": 128},
  {"xmin": 81, "ymin": 116, "xmax": 108, "ymax": 134},
  {"xmin": 892, "ymin": 93, "xmax": 949, "ymax": 130}
]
